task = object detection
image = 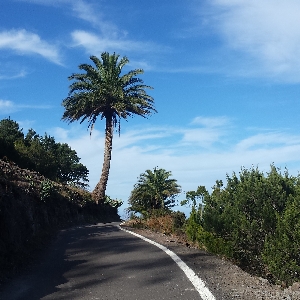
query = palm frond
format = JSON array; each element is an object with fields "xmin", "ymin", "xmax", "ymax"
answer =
[{"xmin": 62, "ymin": 51, "xmax": 156, "ymax": 135}]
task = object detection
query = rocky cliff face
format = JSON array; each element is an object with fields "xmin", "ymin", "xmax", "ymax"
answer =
[{"xmin": 0, "ymin": 159, "xmax": 119, "ymax": 278}]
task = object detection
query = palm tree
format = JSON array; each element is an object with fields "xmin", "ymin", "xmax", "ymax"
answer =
[
  {"xmin": 62, "ymin": 52, "xmax": 156, "ymax": 203},
  {"xmin": 128, "ymin": 167, "xmax": 181, "ymax": 214}
]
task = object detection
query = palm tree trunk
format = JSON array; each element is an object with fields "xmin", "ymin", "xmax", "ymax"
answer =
[{"xmin": 92, "ymin": 116, "xmax": 113, "ymax": 203}]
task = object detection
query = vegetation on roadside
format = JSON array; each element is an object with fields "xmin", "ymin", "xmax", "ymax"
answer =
[
  {"xmin": 126, "ymin": 209, "xmax": 186, "ymax": 236},
  {"xmin": 0, "ymin": 158, "xmax": 121, "ymax": 280},
  {"xmin": 124, "ymin": 165, "xmax": 300, "ymax": 287},
  {"xmin": 0, "ymin": 115, "xmax": 121, "ymax": 280},
  {"xmin": 0, "ymin": 117, "xmax": 88, "ymax": 188}
]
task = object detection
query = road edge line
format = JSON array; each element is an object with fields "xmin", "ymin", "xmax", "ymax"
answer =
[{"xmin": 119, "ymin": 226, "xmax": 215, "ymax": 300}]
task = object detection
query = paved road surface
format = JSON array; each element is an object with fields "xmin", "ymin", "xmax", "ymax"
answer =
[{"xmin": 0, "ymin": 223, "xmax": 214, "ymax": 300}]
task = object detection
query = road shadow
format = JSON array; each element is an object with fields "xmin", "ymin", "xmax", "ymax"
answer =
[{"xmin": 0, "ymin": 223, "xmax": 185, "ymax": 300}]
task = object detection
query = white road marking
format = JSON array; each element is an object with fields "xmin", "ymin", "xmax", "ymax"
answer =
[{"xmin": 119, "ymin": 226, "xmax": 216, "ymax": 300}]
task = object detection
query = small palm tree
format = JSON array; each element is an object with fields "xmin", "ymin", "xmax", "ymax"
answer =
[
  {"xmin": 128, "ymin": 167, "xmax": 181, "ymax": 214},
  {"xmin": 62, "ymin": 52, "xmax": 156, "ymax": 203}
]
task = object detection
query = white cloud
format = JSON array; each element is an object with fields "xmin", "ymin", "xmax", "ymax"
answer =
[
  {"xmin": 71, "ymin": 0, "xmax": 101, "ymax": 26},
  {"xmin": 191, "ymin": 116, "xmax": 230, "ymax": 127},
  {"xmin": 19, "ymin": 0, "xmax": 119, "ymax": 35},
  {"xmin": 70, "ymin": 0, "xmax": 120, "ymax": 37},
  {"xmin": 112, "ymin": 127, "xmax": 174, "ymax": 151},
  {"xmin": 0, "ymin": 70, "xmax": 27, "ymax": 80},
  {"xmin": 235, "ymin": 132, "xmax": 300, "ymax": 151},
  {"xmin": 70, "ymin": 30, "xmax": 165, "ymax": 72},
  {"xmin": 181, "ymin": 116, "xmax": 231, "ymax": 147},
  {"xmin": 0, "ymin": 99, "xmax": 52, "ymax": 115},
  {"xmin": 0, "ymin": 29, "xmax": 62, "ymax": 64},
  {"xmin": 22, "ymin": 104, "xmax": 52, "ymax": 109},
  {"xmin": 17, "ymin": 0, "xmax": 163, "ymax": 70},
  {"xmin": 181, "ymin": 128, "xmax": 224, "ymax": 147},
  {"xmin": 206, "ymin": 0, "xmax": 300, "ymax": 81},
  {"xmin": 18, "ymin": 0, "xmax": 149, "ymax": 53},
  {"xmin": 71, "ymin": 30, "xmax": 159, "ymax": 55},
  {"xmin": 0, "ymin": 100, "xmax": 18, "ymax": 114}
]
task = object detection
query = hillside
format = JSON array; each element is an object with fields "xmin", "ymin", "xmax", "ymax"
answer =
[{"xmin": 0, "ymin": 158, "xmax": 120, "ymax": 281}]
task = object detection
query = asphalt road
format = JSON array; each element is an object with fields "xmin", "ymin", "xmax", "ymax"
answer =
[{"xmin": 0, "ymin": 223, "xmax": 213, "ymax": 300}]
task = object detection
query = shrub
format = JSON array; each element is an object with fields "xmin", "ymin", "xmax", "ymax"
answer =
[
  {"xmin": 262, "ymin": 194, "xmax": 300, "ymax": 285},
  {"xmin": 202, "ymin": 165, "xmax": 298, "ymax": 274},
  {"xmin": 40, "ymin": 179, "xmax": 54, "ymax": 202},
  {"xmin": 196, "ymin": 226, "xmax": 233, "ymax": 257},
  {"xmin": 145, "ymin": 214, "xmax": 174, "ymax": 234},
  {"xmin": 124, "ymin": 209, "xmax": 186, "ymax": 236},
  {"xmin": 172, "ymin": 211, "xmax": 186, "ymax": 230},
  {"xmin": 185, "ymin": 207, "xmax": 201, "ymax": 242}
]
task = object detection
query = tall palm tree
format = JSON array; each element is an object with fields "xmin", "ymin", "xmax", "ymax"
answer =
[{"xmin": 62, "ymin": 52, "xmax": 156, "ymax": 203}]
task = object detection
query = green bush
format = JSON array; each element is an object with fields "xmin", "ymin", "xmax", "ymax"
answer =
[
  {"xmin": 201, "ymin": 165, "xmax": 298, "ymax": 274},
  {"xmin": 197, "ymin": 226, "xmax": 233, "ymax": 257},
  {"xmin": 185, "ymin": 207, "xmax": 201, "ymax": 242},
  {"xmin": 40, "ymin": 179, "xmax": 54, "ymax": 202},
  {"xmin": 262, "ymin": 194, "xmax": 300, "ymax": 285},
  {"xmin": 185, "ymin": 205, "xmax": 232, "ymax": 256},
  {"xmin": 180, "ymin": 165, "xmax": 300, "ymax": 284}
]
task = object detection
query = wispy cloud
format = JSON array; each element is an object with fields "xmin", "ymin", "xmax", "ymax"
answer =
[
  {"xmin": 185, "ymin": 0, "xmax": 300, "ymax": 82},
  {"xmin": 71, "ymin": 30, "xmax": 161, "ymax": 56},
  {"xmin": 191, "ymin": 116, "xmax": 230, "ymax": 127},
  {"xmin": 190, "ymin": 0, "xmax": 300, "ymax": 81},
  {"xmin": 18, "ymin": 0, "xmax": 119, "ymax": 35},
  {"xmin": 0, "ymin": 100, "xmax": 18, "ymax": 114},
  {"xmin": 0, "ymin": 70, "xmax": 27, "ymax": 80},
  {"xmin": 70, "ymin": 0, "xmax": 120, "ymax": 36},
  {"xmin": 0, "ymin": 29, "xmax": 62, "ymax": 65},
  {"xmin": 16, "ymin": 0, "xmax": 165, "ymax": 70},
  {"xmin": 181, "ymin": 128, "xmax": 225, "ymax": 148},
  {"xmin": 0, "ymin": 99, "xmax": 52, "ymax": 115},
  {"xmin": 180, "ymin": 116, "xmax": 231, "ymax": 148},
  {"xmin": 18, "ymin": 0, "xmax": 163, "ymax": 68},
  {"xmin": 235, "ymin": 132, "xmax": 300, "ymax": 151}
]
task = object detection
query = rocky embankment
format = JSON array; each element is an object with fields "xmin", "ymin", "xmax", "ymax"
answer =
[{"xmin": 0, "ymin": 159, "xmax": 119, "ymax": 281}]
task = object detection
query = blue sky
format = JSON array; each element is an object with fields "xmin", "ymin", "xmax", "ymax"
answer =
[{"xmin": 2, "ymin": 0, "xmax": 300, "ymax": 217}]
